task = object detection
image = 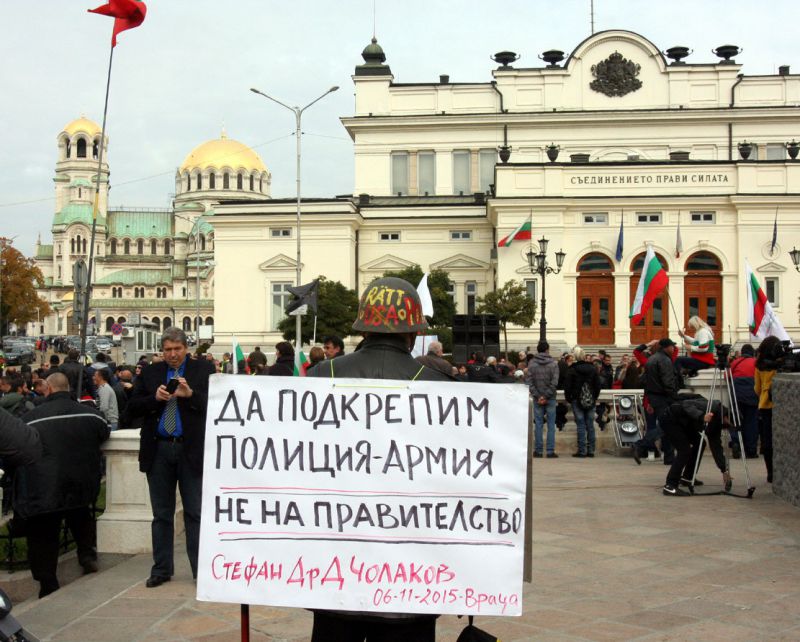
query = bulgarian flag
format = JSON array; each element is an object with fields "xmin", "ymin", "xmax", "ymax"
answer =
[
  {"xmin": 294, "ymin": 350, "xmax": 309, "ymax": 376},
  {"xmin": 231, "ymin": 337, "xmax": 248, "ymax": 374},
  {"xmin": 498, "ymin": 217, "xmax": 532, "ymax": 247},
  {"xmin": 630, "ymin": 245, "xmax": 668, "ymax": 325},
  {"xmin": 746, "ymin": 261, "xmax": 792, "ymax": 342}
]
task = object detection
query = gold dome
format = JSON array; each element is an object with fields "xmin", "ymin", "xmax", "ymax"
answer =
[
  {"xmin": 180, "ymin": 132, "xmax": 266, "ymax": 173},
  {"xmin": 63, "ymin": 115, "xmax": 102, "ymax": 138}
]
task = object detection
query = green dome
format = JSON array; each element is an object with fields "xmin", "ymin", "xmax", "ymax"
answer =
[{"xmin": 362, "ymin": 37, "xmax": 386, "ymax": 64}]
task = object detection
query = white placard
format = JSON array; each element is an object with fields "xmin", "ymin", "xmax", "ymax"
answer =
[
  {"xmin": 197, "ymin": 374, "xmax": 529, "ymax": 616},
  {"xmin": 411, "ymin": 334, "xmax": 438, "ymax": 358}
]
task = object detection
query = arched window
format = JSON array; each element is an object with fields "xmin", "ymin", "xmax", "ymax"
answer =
[
  {"xmin": 76, "ymin": 138, "xmax": 87, "ymax": 158},
  {"xmin": 151, "ymin": 239, "xmax": 157, "ymax": 254},
  {"xmin": 92, "ymin": 139, "xmax": 99, "ymax": 160},
  {"xmin": 71, "ymin": 238, "xmax": 76, "ymax": 254},
  {"xmin": 200, "ymin": 235, "xmax": 206, "ymax": 251},
  {"xmin": 110, "ymin": 239, "xmax": 117, "ymax": 254},
  {"xmin": 106, "ymin": 317, "xmax": 115, "ymax": 332},
  {"xmin": 259, "ymin": 176, "xmax": 263, "ymax": 192},
  {"xmin": 124, "ymin": 239, "xmax": 131, "ymax": 254},
  {"xmin": 182, "ymin": 316, "xmax": 192, "ymax": 331},
  {"xmin": 197, "ymin": 173, "xmax": 202, "ymax": 190},
  {"xmin": 78, "ymin": 187, "xmax": 82, "ymax": 199},
  {"xmin": 205, "ymin": 316, "xmax": 213, "ymax": 325},
  {"xmin": 82, "ymin": 237, "xmax": 87, "ymax": 254},
  {"xmin": 152, "ymin": 317, "xmax": 161, "ymax": 331},
  {"xmin": 578, "ymin": 253, "xmax": 614, "ymax": 273},
  {"xmin": 685, "ymin": 251, "xmax": 722, "ymax": 272},
  {"xmin": 164, "ymin": 239, "xmax": 171, "ymax": 255},
  {"xmin": 237, "ymin": 173, "xmax": 243, "ymax": 190},
  {"xmin": 137, "ymin": 239, "xmax": 144, "ymax": 255},
  {"xmin": 223, "ymin": 173, "xmax": 230, "ymax": 189},
  {"xmin": 185, "ymin": 173, "xmax": 191, "ymax": 192},
  {"xmin": 117, "ymin": 316, "xmax": 126, "ymax": 324},
  {"xmin": 163, "ymin": 317, "xmax": 172, "ymax": 329},
  {"xmin": 209, "ymin": 172, "xmax": 216, "ymax": 189},
  {"xmin": 249, "ymin": 175, "xmax": 254, "ymax": 191}
]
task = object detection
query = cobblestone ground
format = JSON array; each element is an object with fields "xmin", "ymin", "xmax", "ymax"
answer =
[{"xmin": 14, "ymin": 455, "xmax": 800, "ymax": 641}]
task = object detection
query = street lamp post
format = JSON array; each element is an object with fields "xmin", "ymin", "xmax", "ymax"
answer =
[
  {"xmin": 526, "ymin": 237, "xmax": 565, "ymax": 342},
  {"xmin": 250, "ymin": 85, "xmax": 339, "ymax": 374}
]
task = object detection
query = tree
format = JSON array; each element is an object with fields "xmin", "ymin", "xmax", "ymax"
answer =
[
  {"xmin": 277, "ymin": 277, "xmax": 359, "ymax": 346},
  {"xmin": 476, "ymin": 280, "xmax": 536, "ymax": 355},
  {"xmin": 0, "ymin": 243, "xmax": 50, "ymax": 335},
  {"xmin": 381, "ymin": 265, "xmax": 455, "ymax": 327}
]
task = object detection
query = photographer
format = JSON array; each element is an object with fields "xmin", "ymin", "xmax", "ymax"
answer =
[
  {"xmin": 755, "ymin": 336, "xmax": 781, "ymax": 483},
  {"xmin": 728, "ymin": 344, "xmax": 758, "ymax": 459},
  {"xmin": 660, "ymin": 395, "xmax": 729, "ymax": 496}
]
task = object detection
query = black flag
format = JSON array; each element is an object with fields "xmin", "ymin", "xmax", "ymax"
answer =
[{"xmin": 285, "ymin": 279, "xmax": 319, "ymax": 314}]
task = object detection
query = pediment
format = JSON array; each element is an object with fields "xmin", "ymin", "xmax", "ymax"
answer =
[
  {"xmin": 430, "ymin": 253, "xmax": 490, "ymax": 271},
  {"xmin": 756, "ymin": 261, "xmax": 787, "ymax": 273},
  {"xmin": 259, "ymin": 253, "xmax": 297, "ymax": 271},
  {"xmin": 360, "ymin": 254, "xmax": 416, "ymax": 271}
]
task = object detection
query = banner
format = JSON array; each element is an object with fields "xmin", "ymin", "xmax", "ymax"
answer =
[{"xmin": 197, "ymin": 374, "xmax": 529, "ymax": 616}]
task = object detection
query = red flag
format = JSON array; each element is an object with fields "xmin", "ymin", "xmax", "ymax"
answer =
[{"xmin": 89, "ymin": 0, "xmax": 147, "ymax": 47}]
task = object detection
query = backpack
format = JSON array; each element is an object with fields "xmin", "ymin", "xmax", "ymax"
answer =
[{"xmin": 578, "ymin": 380, "xmax": 595, "ymax": 410}]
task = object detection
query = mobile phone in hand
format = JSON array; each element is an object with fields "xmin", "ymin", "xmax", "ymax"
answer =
[{"xmin": 166, "ymin": 378, "xmax": 180, "ymax": 394}]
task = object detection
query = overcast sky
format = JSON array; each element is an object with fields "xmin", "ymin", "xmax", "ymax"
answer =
[{"xmin": 2, "ymin": 0, "xmax": 799, "ymax": 255}]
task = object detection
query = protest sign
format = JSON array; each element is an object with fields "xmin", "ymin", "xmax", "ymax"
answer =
[{"xmin": 197, "ymin": 374, "xmax": 529, "ymax": 616}]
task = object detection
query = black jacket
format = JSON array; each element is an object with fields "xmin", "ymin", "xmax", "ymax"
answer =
[
  {"xmin": 667, "ymin": 395, "xmax": 727, "ymax": 473},
  {"xmin": 267, "ymin": 354, "xmax": 295, "ymax": 377},
  {"xmin": 127, "ymin": 356, "xmax": 216, "ymax": 474},
  {"xmin": 644, "ymin": 350, "xmax": 678, "ymax": 398},
  {"xmin": 467, "ymin": 363, "xmax": 500, "ymax": 383},
  {"xmin": 14, "ymin": 391, "xmax": 109, "ymax": 518},
  {"xmin": 0, "ymin": 407, "xmax": 41, "ymax": 467},
  {"xmin": 564, "ymin": 361, "xmax": 601, "ymax": 404}
]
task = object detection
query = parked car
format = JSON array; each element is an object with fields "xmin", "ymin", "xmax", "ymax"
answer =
[
  {"xmin": 94, "ymin": 338, "xmax": 113, "ymax": 353},
  {"xmin": 4, "ymin": 345, "xmax": 33, "ymax": 366}
]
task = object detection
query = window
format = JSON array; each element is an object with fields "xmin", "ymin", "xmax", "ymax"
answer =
[
  {"xmin": 185, "ymin": 173, "xmax": 191, "ymax": 192},
  {"xmin": 636, "ymin": 212, "xmax": 662, "ymax": 224},
  {"xmin": 200, "ymin": 235, "xmax": 206, "ymax": 251},
  {"xmin": 391, "ymin": 152, "xmax": 409, "ymax": 196},
  {"xmin": 209, "ymin": 172, "xmax": 216, "ymax": 189},
  {"xmin": 182, "ymin": 316, "xmax": 192, "ymax": 331},
  {"xmin": 82, "ymin": 237, "xmax": 87, "ymax": 253},
  {"xmin": 164, "ymin": 239, "xmax": 171, "ymax": 255},
  {"xmin": 578, "ymin": 253, "xmax": 614, "ymax": 272},
  {"xmin": 134, "ymin": 287, "xmax": 145, "ymax": 298},
  {"xmin": 92, "ymin": 140, "xmax": 99, "ymax": 160},
  {"xmin": 71, "ymin": 238, "xmax": 76, "ymax": 253},
  {"xmin": 466, "ymin": 282, "xmax": 477, "ymax": 315},
  {"xmin": 453, "ymin": 150, "xmax": 470, "ymax": 195},
  {"xmin": 57, "ymin": 265, "xmax": 62, "ymax": 280},
  {"xmin": 137, "ymin": 239, "xmax": 144, "ymax": 255},
  {"xmin": 106, "ymin": 317, "xmax": 114, "ymax": 332},
  {"xmin": 690, "ymin": 211, "xmax": 715, "ymax": 224},
  {"xmin": 478, "ymin": 149, "xmax": 496, "ymax": 193},
  {"xmin": 76, "ymin": 138, "xmax": 87, "ymax": 158},
  {"xmin": 766, "ymin": 143, "xmax": 785, "ymax": 160},
  {"xmin": 259, "ymin": 176, "xmax": 263, "ymax": 192},
  {"xmin": 450, "ymin": 230, "xmax": 472, "ymax": 241},
  {"xmin": 196, "ymin": 173, "xmax": 202, "ymax": 190},
  {"xmin": 765, "ymin": 277, "xmax": 779, "ymax": 306},
  {"xmin": 110, "ymin": 239, "xmax": 117, "ymax": 254},
  {"xmin": 379, "ymin": 231, "xmax": 400, "ymax": 242},
  {"xmin": 151, "ymin": 239, "xmax": 157, "ymax": 254},
  {"xmin": 271, "ymin": 282, "xmax": 292, "ymax": 330},
  {"xmin": 237, "ymin": 173, "xmax": 243, "ymax": 190},
  {"xmin": 182, "ymin": 287, "xmax": 187, "ymax": 297},
  {"xmin": 417, "ymin": 151, "xmax": 435, "ymax": 196},
  {"xmin": 446, "ymin": 281, "xmax": 455, "ymax": 304},
  {"xmin": 249, "ymin": 175, "xmax": 254, "ymax": 191},
  {"xmin": 223, "ymin": 173, "xmax": 230, "ymax": 189},
  {"xmin": 271, "ymin": 228, "xmax": 292, "ymax": 238},
  {"xmin": 525, "ymin": 279, "xmax": 537, "ymax": 302},
  {"xmin": 583, "ymin": 212, "xmax": 608, "ymax": 225},
  {"xmin": 685, "ymin": 251, "xmax": 721, "ymax": 271}
]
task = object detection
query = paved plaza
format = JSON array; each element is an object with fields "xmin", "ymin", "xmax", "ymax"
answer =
[{"xmin": 12, "ymin": 454, "xmax": 800, "ymax": 641}]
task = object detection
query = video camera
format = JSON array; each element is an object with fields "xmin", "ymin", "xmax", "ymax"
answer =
[
  {"xmin": 776, "ymin": 340, "xmax": 800, "ymax": 373},
  {"xmin": 716, "ymin": 343, "xmax": 732, "ymax": 369}
]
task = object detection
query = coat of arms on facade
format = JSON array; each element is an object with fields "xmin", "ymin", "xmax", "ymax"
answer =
[{"xmin": 590, "ymin": 51, "xmax": 642, "ymax": 97}]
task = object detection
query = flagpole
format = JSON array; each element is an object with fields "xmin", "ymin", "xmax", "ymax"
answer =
[
  {"xmin": 312, "ymin": 314, "xmax": 317, "ymax": 345},
  {"xmin": 665, "ymin": 285, "xmax": 681, "ymax": 334},
  {"xmin": 76, "ymin": 43, "xmax": 115, "ymax": 398}
]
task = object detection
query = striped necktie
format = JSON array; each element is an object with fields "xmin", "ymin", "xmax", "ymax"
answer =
[{"xmin": 163, "ymin": 382, "xmax": 179, "ymax": 435}]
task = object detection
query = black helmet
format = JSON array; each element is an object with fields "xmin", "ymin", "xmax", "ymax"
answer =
[{"xmin": 352, "ymin": 277, "xmax": 428, "ymax": 334}]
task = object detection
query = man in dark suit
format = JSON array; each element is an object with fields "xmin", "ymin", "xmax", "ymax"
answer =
[{"xmin": 127, "ymin": 327, "xmax": 215, "ymax": 588}]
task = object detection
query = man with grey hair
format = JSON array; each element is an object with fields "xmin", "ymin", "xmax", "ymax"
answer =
[
  {"xmin": 127, "ymin": 327, "xmax": 216, "ymax": 588},
  {"xmin": 415, "ymin": 340, "xmax": 452, "ymax": 376}
]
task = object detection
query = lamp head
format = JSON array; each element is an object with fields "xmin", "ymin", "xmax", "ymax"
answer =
[
  {"xmin": 790, "ymin": 246, "xmax": 800, "ymax": 270},
  {"xmin": 537, "ymin": 236, "xmax": 549, "ymax": 255},
  {"xmin": 555, "ymin": 249, "xmax": 566, "ymax": 269}
]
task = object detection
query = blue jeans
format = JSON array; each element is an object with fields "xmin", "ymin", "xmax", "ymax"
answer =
[
  {"xmin": 571, "ymin": 402, "xmax": 596, "ymax": 454},
  {"xmin": 534, "ymin": 398, "xmax": 557, "ymax": 454},
  {"xmin": 146, "ymin": 440, "xmax": 202, "ymax": 579}
]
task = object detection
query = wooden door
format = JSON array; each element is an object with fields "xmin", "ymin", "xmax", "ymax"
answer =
[
  {"xmin": 629, "ymin": 252, "xmax": 669, "ymax": 344},
  {"xmin": 577, "ymin": 277, "xmax": 615, "ymax": 345},
  {"xmin": 684, "ymin": 276, "xmax": 722, "ymax": 343}
]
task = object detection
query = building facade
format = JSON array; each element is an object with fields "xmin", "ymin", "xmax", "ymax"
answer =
[
  {"xmin": 34, "ymin": 118, "xmax": 271, "ymax": 339},
  {"xmin": 213, "ymin": 29, "xmax": 800, "ymax": 350}
]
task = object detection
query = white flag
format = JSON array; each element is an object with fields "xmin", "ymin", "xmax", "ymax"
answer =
[{"xmin": 417, "ymin": 273, "xmax": 434, "ymax": 317}]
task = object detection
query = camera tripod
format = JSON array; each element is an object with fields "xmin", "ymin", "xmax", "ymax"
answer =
[{"xmin": 687, "ymin": 355, "xmax": 756, "ymax": 498}]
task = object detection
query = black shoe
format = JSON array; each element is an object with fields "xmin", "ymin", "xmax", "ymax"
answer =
[
  {"xmin": 633, "ymin": 449, "xmax": 642, "ymax": 465},
  {"xmin": 533, "ymin": 452, "xmax": 543, "ymax": 458},
  {"xmin": 82, "ymin": 559, "xmax": 99, "ymax": 575},
  {"xmin": 586, "ymin": 452, "xmax": 595, "ymax": 458},
  {"xmin": 663, "ymin": 484, "xmax": 690, "ymax": 497},
  {"xmin": 663, "ymin": 458, "xmax": 674, "ymax": 466},
  {"xmin": 572, "ymin": 452, "xmax": 586, "ymax": 458},
  {"xmin": 680, "ymin": 478, "xmax": 703, "ymax": 487},
  {"xmin": 546, "ymin": 453, "xmax": 559, "ymax": 458},
  {"xmin": 145, "ymin": 575, "xmax": 171, "ymax": 588}
]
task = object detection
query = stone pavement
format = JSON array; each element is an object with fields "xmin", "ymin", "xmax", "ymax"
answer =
[{"xmin": 12, "ymin": 455, "xmax": 800, "ymax": 641}]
